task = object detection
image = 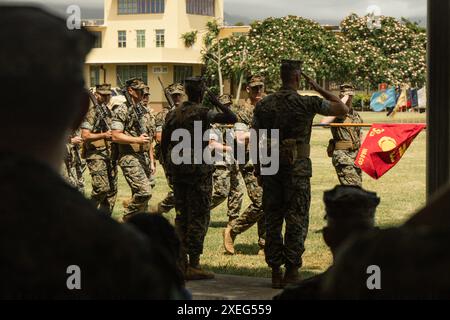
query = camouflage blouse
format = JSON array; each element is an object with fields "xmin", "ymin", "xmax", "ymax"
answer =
[
  {"xmin": 253, "ymin": 88, "xmax": 332, "ymax": 176},
  {"xmin": 80, "ymin": 102, "xmax": 117, "ymax": 159},
  {"xmin": 111, "ymin": 103, "xmax": 155, "ymax": 141},
  {"xmin": 232, "ymin": 99, "xmax": 255, "ymax": 132},
  {"xmin": 331, "ymin": 109, "xmax": 363, "ymax": 148}
]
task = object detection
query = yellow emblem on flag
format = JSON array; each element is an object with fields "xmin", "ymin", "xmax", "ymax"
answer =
[{"xmin": 378, "ymin": 136, "xmax": 397, "ymax": 152}]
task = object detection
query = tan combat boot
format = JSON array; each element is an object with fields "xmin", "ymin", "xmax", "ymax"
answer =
[
  {"xmin": 149, "ymin": 202, "xmax": 171, "ymax": 215},
  {"xmin": 184, "ymin": 256, "xmax": 215, "ymax": 281},
  {"xmin": 223, "ymin": 226, "xmax": 236, "ymax": 255},
  {"xmin": 271, "ymin": 267, "xmax": 284, "ymax": 289},
  {"xmin": 283, "ymin": 266, "xmax": 300, "ymax": 286},
  {"xmin": 122, "ymin": 198, "xmax": 131, "ymax": 209}
]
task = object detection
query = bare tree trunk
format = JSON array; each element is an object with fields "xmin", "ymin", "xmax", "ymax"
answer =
[
  {"xmin": 217, "ymin": 40, "xmax": 224, "ymax": 95},
  {"xmin": 234, "ymin": 47, "xmax": 247, "ymax": 104},
  {"xmin": 235, "ymin": 72, "xmax": 244, "ymax": 104}
]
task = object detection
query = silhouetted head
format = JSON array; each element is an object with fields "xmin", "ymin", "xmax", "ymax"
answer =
[
  {"xmin": 322, "ymin": 185, "xmax": 380, "ymax": 258},
  {"xmin": 184, "ymin": 77, "xmax": 203, "ymax": 103},
  {"xmin": 0, "ymin": 5, "xmax": 94, "ymax": 145},
  {"xmin": 280, "ymin": 59, "xmax": 303, "ymax": 89}
]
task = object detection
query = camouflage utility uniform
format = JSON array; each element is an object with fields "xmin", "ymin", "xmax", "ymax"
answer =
[
  {"xmin": 162, "ymin": 82, "xmax": 237, "ymax": 279},
  {"xmin": 253, "ymin": 88, "xmax": 332, "ymax": 270},
  {"xmin": 111, "ymin": 82, "xmax": 155, "ymax": 219},
  {"xmin": 162, "ymin": 101, "xmax": 216, "ymax": 268},
  {"xmin": 330, "ymin": 109, "xmax": 363, "ymax": 187},
  {"xmin": 81, "ymin": 97, "xmax": 118, "ymax": 213},
  {"xmin": 209, "ymin": 123, "xmax": 244, "ymax": 222},
  {"xmin": 154, "ymin": 108, "xmax": 176, "ymax": 212},
  {"xmin": 229, "ymin": 98, "xmax": 266, "ymax": 249},
  {"xmin": 61, "ymin": 130, "xmax": 85, "ymax": 194}
]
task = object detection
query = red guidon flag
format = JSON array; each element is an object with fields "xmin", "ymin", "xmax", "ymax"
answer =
[{"xmin": 355, "ymin": 124, "xmax": 426, "ymax": 179}]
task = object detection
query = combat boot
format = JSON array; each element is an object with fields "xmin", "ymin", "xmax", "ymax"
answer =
[
  {"xmin": 185, "ymin": 255, "xmax": 215, "ymax": 281},
  {"xmin": 283, "ymin": 265, "xmax": 300, "ymax": 286},
  {"xmin": 122, "ymin": 198, "xmax": 131, "ymax": 209},
  {"xmin": 223, "ymin": 226, "xmax": 236, "ymax": 255},
  {"xmin": 271, "ymin": 267, "xmax": 284, "ymax": 289},
  {"xmin": 149, "ymin": 202, "xmax": 171, "ymax": 215}
]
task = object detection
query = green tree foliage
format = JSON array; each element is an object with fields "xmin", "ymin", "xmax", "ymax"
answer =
[{"xmin": 202, "ymin": 14, "xmax": 427, "ymax": 90}]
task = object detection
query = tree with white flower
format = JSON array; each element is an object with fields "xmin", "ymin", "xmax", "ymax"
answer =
[{"xmin": 202, "ymin": 14, "xmax": 426, "ymax": 91}]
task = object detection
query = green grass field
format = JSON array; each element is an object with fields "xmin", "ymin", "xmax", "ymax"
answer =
[{"xmin": 83, "ymin": 111, "xmax": 427, "ymax": 279}]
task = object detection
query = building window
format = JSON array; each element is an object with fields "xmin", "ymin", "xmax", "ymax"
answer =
[
  {"xmin": 92, "ymin": 31, "xmax": 102, "ymax": 48},
  {"xmin": 137, "ymin": 30, "xmax": 146, "ymax": 48},
  {"xmin": 155, "ymin": 29, "xmax": 165, "ymax": 47},
  {"xmin": 118, "ymin": 0, "xmax": 165, "ymax": 14},
  {"xmin": 118, "ymin": 30, "xmax": 127, "ymax": 48},
  {"xmin": 90, "ymin": 66, "xmax": 100, "ymax": 87},
  {"xmin": 117, "ymin": 65, "xmax": 148, "ymax": 84},
  {"xmin": 186, "ymin": 0, "xmax": 215, "ymax": 16},
  {"xmin": 153, "ymin": 66, "xmax": 168, "ymax": 74},
  {"xmin": 174, "ymin": 65, "xmax": 193, "ymax": 84}
]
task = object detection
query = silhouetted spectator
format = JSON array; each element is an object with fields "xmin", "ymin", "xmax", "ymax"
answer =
[
  {"xmin": 322, "ymin": 184, "xmax": 450, "ymax": 299},
  {"xmin": 0, "ymin": 5, "xmax": 178, "ymax": 299},
  {"xmin": 275, "ymin": 185, "xmax": 380, "ymax": 300},
  {"xmin": 127, "ymin": 213, "xmax": 192, "ymax": 299}
]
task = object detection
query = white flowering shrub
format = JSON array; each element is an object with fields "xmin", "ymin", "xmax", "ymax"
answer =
[{"xmin": 202, "ymin": 14, "xmax": 426, "ymax": 89}]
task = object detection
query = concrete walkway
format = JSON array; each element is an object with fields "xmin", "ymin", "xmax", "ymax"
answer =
[{"xmin": 186, "ymin": 274, "xmax": 282, "ymax": 300}]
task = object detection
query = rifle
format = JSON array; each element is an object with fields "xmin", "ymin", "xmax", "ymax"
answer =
[
  {"xmin": 87, "ymin": 90, "xmax": 116, "ymax": 192},
  {"xmin": 117, "ymin": 75, "xmax": 147, "ymax": 136},
  {"xmin": 201, "ymin": 81, "xmax": 227, "ymax": 111},
  {"xmin": 88, "ymin": 90, "xmax": 111, "ymax": 131},
  {"xmin": 158, "ymin": 76, "xmax": 176, "ymax": 110}
]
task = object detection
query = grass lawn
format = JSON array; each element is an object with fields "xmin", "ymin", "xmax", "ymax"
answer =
[{"xmin": 83, "ymin": 111, "xmax": 427, "ymax": 279}]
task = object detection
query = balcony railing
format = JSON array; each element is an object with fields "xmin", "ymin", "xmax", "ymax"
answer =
[{"xmin": 81, "ymin": 19, "xmax": 105, "ymax": 27}]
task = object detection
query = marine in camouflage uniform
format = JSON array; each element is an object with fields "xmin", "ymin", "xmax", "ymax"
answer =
[
  {"xmin": 253, "ymin": 60, "xmax": 349, "ymax": 288},
  {"xmin": 323, "ymin": 84, "xmax": 363, "ymax": 187},
  {"xmin": 111, "ymin": 78, "xmax": 155, "ymax": 221},
  {"xmin": 209, "ymin": 94, "xmax": 243, "ymax": 225},
  {"xmin": 80, "ymin": 84, "xmax": 118, "ymax": 214},
  {"xmin": 150, "ymin": 83, "xmax": 185, "ymax": 214},
  {"xmin": 161, "ymin": 77, "xmax": 237, "ymax": 280},
  {"xmin": 223, "ymin": 76, "xmax": 266, "ymax": 255},
  {"xmin": 61, "ymin": 130, "xmax": 85, "ymax": 194}
]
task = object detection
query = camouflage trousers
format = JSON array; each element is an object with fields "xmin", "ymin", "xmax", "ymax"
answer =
[
  {"xmin": 159, "ymin": 164, "xmax": 176, "ymax": 212},
  {"xmin": 332, "ymin": 150, "xmax": 362, "ymax": 187},
  {"xmin": 210, "ymin": 164, "xmax": 243, "ymax": 220},
  {"xmin": 86, "ymin": 158, "xmax": 118, "ymax": 214},
  {"xmin": 118, "ymin": 152, "xmax": 152, "ymax": 218},
  {"xmin": 262, "ymin": 167, "xmax": 311, "ymax": 268},
  {"xmin": 229, "ymin": 165, "xmax": 266, "ymax": 248},
  {"xmin": 173, "ymin": 172, "xmax": 213, "ymax": 258},
  {"xmin": 61, "ymin": 159, "xmax": 85, "ymax": 194}
]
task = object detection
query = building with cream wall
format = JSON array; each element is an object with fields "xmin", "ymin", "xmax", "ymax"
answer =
[{"xmin": 83, "ymin": 0, "xmax": 224, "ymax": 110}]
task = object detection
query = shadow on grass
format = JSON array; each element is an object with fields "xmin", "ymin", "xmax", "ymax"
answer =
[
  {"xmin": 234, "ymin": 243, "xmax": 260, "ymax": 255},
  {"xmin": 203, "ymin": 264, "xmax": 320, "ymax": 280},
  {"xmin": 209, "ymin": 221, "xmax": 228, "ymax": 228}
]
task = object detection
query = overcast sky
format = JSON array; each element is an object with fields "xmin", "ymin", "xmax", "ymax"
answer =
[{"xmin": 0, "ymin": 0, "xmax": 427, "ymax": 24}]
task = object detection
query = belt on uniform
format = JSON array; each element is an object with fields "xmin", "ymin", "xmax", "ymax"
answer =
[
  {"xmin": 334, "ymin": 140, "xmax": 357, "ymax": 151},
  {"xmin": 118, "ymin": 143, "xmax": 150, "ymax": 154},
  {"xmin": 280, "ymin": 139, "xmax": 311, "ymax": 159}
]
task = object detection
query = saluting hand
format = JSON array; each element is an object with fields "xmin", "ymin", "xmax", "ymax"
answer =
[{"xmin": 301, "ymin": 72, "xmax": 322, "ymax": 92}]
